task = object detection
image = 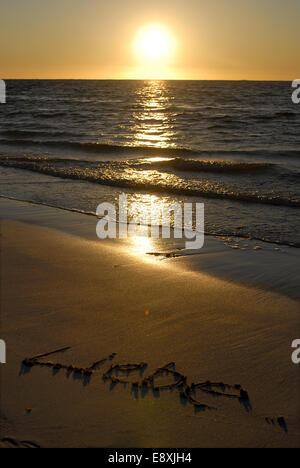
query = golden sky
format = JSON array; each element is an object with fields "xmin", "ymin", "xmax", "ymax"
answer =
[{"xmin": 0, "ymin": 0, "xmax": 299, "ymax": 80}]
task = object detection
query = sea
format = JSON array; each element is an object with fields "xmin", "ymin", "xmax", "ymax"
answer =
[{"xmin": 0, "ymin": 80, "xmax": 299, "ymax": 247}]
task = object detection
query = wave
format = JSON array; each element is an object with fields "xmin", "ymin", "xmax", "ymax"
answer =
[
  {"xmin": 3, "ymin": 110, "xmax": 67, "ymax": 119},
  {"xmin": 0, "ymin": 130, "xmax": 77, "ymax": 139},
  {"xmin": 0, "ymin": 139, "xmax": 196, "ymax": 156},
  {"xmin": 0, "ymin": 156, "xmax": 299, "ymax": 208},
  {"xmin": 148, "ymin": 158, "xmax": 273, "ymax": 173},
  {"xmin": 32, "ymin": 111, "xmax": 67, "ymax": 119},
  {"xmin": 253, "ymin": 111, "xmax": 298, "ymax": 121},
  {"xmin": 0, "ymin": 155, "xmax": 274, "ymax": 174},
  {"xmin": 0, "ymin": 138, "xmax": 300, "ymax": 160}
]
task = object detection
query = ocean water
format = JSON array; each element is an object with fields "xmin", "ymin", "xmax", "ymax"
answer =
[{"xmin": 0, "ymin": 80, "xmax": 299, "ymax": 246}]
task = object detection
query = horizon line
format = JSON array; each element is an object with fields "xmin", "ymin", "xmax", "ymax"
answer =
[{"xmin": 1, "ymin": 78, "xmax": 296, "ymax": 82}]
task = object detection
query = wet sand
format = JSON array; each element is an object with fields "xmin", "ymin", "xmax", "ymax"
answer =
[{"xmin": 0, "ymin": 200, "xmax": 299, "ymax": 447}]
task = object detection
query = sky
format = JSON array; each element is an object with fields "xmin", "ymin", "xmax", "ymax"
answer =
[{"xmin": 0, "ymin": 0, "xmax": 299, "ymax": 80}]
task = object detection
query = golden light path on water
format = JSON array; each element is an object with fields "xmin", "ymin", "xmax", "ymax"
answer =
[
  {"xmin": 120, "ymin": 194, "xmax": 186, "ymax": 261},
  {"xmin": 132, "ymin": 81, "xmax": 176, "ymax": 149},
  {"xmin": 116, "ymin": 82, "xmax": 184, "ymax": 260},
  {"xmin": 113, "ymin": 81, "xmax": 180, "ymax": 257}
]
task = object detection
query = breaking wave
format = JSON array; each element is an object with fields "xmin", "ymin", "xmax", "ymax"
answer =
[{"xmin": 0, "ymin": 156, "xmax": 299, "ymax": 208}]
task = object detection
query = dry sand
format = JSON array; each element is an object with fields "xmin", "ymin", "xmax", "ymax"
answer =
[{"xmin": 0, "ymin": 200, "xmax": 299, "ymax": 448}]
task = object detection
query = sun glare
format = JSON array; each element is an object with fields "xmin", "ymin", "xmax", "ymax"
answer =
[{"xmin": 134, "ymin": 25, "xmax": 176, "ymax": 64}]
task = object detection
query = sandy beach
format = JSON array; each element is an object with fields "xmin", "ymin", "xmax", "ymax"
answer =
[{"xmin": 1, "ymin": 198, "xmax": 299, "ymax": 448}]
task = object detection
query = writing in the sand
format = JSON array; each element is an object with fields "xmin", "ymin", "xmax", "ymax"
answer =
[
  {"xmin": 0, "ymin": 340, "xmax": 6, "ymax": 364},
  {"xmin": 291, "ymin": 339, "xmax": 300, "ymax": 364}
]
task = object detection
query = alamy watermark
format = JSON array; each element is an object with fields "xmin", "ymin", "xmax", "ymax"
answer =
[
  {"xmin": 291, "ymin": 339, "xmax": 300, "ymax": 365},
  {"xmin": 96, "ymin": 194, "xmax": 204, "ymax": 250},
  {"xmin": 291, "ymin": 79, "xmax": 300, "ymax": 104},
  {"xmin": 0, "ymin": 79, "xmax": 6, "ymax": 104},
  {"xmin": 0, "ymin": 340, "xmax": 6, "ymax": 364}
]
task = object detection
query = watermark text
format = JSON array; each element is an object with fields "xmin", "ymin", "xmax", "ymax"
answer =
[
  {"xmin": 0, "ymin": 79, "xmax": 6, "ymax": 104},
  {"xmin": 0, "ymin": 339, "xmax": 6, "ymax": 364},
  {"xmin": 96, "ymin": 195, "xmax": 204, "ymax": 250},
  {"xmin": 291, "ymin": 339, "xmax": 300, "ymax": 364},
  {"xmin": 291, "ymin": 79, "xmax": 300, "ymax": 104}
]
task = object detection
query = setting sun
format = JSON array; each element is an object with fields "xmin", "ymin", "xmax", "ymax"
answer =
[{"xmin": 134, "ymin": 25, "xmax": 176, "ymax": 64}]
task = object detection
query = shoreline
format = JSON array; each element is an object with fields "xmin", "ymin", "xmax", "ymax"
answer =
[
  {"xmin": 1, "ymin": 193, "xmax": 299, "ymax": 248},
  {"xmin": 1, "ymin": 196, "xmax": 300, "ymax": 300},
  {"xmin": 0, "ymin": 200, "xmax": 299, "ymax": 447}
]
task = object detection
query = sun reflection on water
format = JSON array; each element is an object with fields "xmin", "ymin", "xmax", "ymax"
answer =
[
  {"xmin": 145, "ymin": 157, "xmax": 174, "ymax": 163},
  {"xmin": 127, "ymin": 193, "xmax": 178, "ymax": 226},
  {"xmin": 110, "ymin": 82, "xmax": 182, "ymax": 261},
  {"xmin": 132, "ymin": 81, "xmax": 176, "ymax": 149}
]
